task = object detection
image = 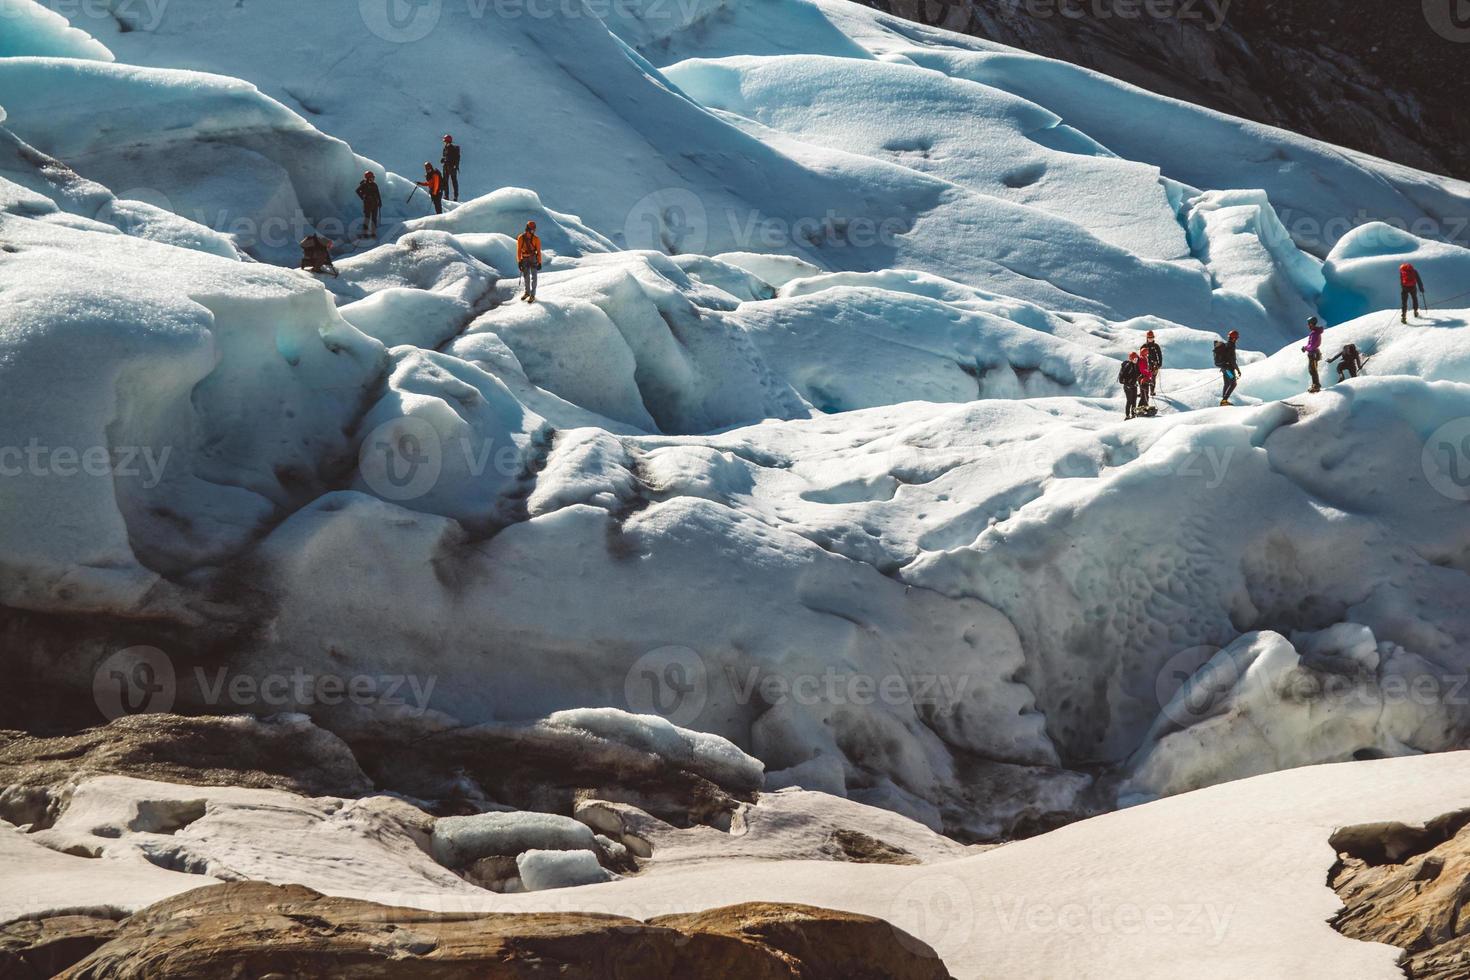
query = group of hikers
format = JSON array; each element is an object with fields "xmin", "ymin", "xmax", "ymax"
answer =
[
  {"xmin": 1118, "ymin": 262, "xmax": 1424, "ymax": 418},
  {"xmin": 305, "ymin": 161, "xmax": 1438, "ymax": 395},
  {"xmin": 301, "ymin": 134, "xmax": 544, "ymax": 301}
]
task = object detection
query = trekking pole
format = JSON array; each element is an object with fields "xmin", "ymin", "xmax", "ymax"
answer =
[{"xmin": 406, "ymin": 185, "xmax": 420, "ymax": 205}]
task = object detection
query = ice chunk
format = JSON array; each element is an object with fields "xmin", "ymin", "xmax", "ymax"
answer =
[
  {"xmin": 515, "ymin": 848, "xmax": 616, "ymax": 891},
  {"xmin": 431, "ymin": 812, "xmax": 597, "ymax": 869}
]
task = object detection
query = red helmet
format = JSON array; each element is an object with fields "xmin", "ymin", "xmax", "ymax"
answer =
[
  {"xmin": 526, "ymin": 220, "xmax": 537, "ymax": 230},
  {"xmin": 1228, "ymin": 330, "xmax": 1240, "ymax": 340},
  {"xmin": 1128, "ymin": 351, "xmax": 1139, "ymax": 360},
  {"xmin": 444, "ymin": 134, "xmax": 453, "ymax": 142},
  {"xmin": 363, "ymin": 170, "xmax": 373, "ymax": 178},
  {"xmin": 1145, "ymin": 330, "xmax": 1155, "ymax": 339}
]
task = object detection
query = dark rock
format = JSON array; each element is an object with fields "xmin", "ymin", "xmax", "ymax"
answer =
[{"xmin": 56, "ymin": 882, "xmax": 954, "ymax": 979}]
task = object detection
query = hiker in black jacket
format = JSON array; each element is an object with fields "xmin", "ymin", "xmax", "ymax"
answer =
[
  {"xmin": 356, "ymin": 171, "xmax": 382, "ymax": 238},
  {"xmin": 441, "ymin": 135, "xmax": 461, "ymax": 202},
  {"xmin": 1119, "ymin": 352, "xmax": 1142, "ymax": 420},
  {"xmin": 1329, "ymin": 343, "xmax": 1364, "ymax": 382},
  {"xmin": 1214, "ymin": 330, "xmax": 1241, "ymax": 405},
  {"xmin": 1141, "ymin": 330, "xmax": 1163, "ymax": 395}
]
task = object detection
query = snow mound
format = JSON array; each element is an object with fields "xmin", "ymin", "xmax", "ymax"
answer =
[
  {"xmin": 1320, "ymin": 222, "xmax": 1470, "ymax": 323},
  {"xmin": 0, "ymin": 0, "xmax": 113, "ymax": 60},
  {"xmin": 432, "ymin": 812, "xmax": 597, "ymax": 869},
  {"xmin": 0, "ymin": 57, "xmax": 412, "ymax": 262},
  {"xmin": 544, "ymin": 708, "xmax": 765, "ymax": 793},
  {"xmin": 1239, "ymin": 310, "xmax": 1470, "ymax": 401}
]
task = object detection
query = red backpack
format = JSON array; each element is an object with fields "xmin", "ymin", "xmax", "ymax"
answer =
[{"xmin": 1401, "ymin": 264, "xmax": 1419, "ymax": 288}]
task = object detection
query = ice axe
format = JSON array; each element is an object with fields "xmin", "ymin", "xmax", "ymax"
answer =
[{"xmin": 406, "ymin": 184, "xmax": 420, "ymax": 205}]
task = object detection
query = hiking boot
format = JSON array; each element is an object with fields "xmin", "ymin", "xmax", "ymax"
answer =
[
  {"xmin": 1308, "ymin": 385, "xmax": 1321, "ymax": 394},
  {"xmin": 1219, "ymin": 399, "xmax": 1231, "ymax": 406}
]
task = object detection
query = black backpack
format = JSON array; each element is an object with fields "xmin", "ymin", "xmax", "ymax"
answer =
[
  {"xmin": 1118, "ymin": 361, "xmax": 1139, "ymax": 385},
  {"xmin": 443, "ymin": 143, "xmax": 461, "ymax": 168},
  {"xmin": 1213, "ymin": 342, "xmax": 1228, "ymax": 368}
]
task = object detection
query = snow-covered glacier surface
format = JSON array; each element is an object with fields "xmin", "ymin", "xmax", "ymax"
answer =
[{"xmin": 3, "ymin": 0, "xmax": 1470, "ymax": 842}]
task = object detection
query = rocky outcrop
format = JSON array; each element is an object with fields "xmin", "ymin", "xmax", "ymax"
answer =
[
  {"xmin": 0, "ymin": 915, "xmax": 120, "ymax": 980},
  {"xmin": 1329, "ymin": 809, "xmax": 1470, "ymax": 978},
  {"xmin": 859, "ymin": 0, "xmax": 1470, "ymax": 184},
  {"xmin": 0, "ymin": 709, "xmax": 759, "ymax": 838},
  {"xmin": 53, "ymin": 882, "xmax": 954, "ymax": 979},
  {"xmin": 0, "ymin": 713, "xmax": 371, "ymax": 828}
]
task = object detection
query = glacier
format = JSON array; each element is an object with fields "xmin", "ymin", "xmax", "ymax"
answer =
[{"xmin": 2, "ymin": 0, "xmax": 1470, "ymax": 860}]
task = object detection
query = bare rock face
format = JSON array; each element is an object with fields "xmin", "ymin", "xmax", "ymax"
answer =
[
  {"xmin": 54, "ymin": 882, "xmax": 955, "ymax": 979},
  {"xmin": 1329, "ymin": 809, "xmax": 1470, "ymax": 978},
  {"xmin": 0, "ymin": 915, "xmax": 120, "ymax": 980},
  {"xmin": 0, "ymin": 714, "xmax": 371, "ymax": 828},
  {"xmin": 858, "ymin": 0, "xmax": 1470, "ymax": 186}
]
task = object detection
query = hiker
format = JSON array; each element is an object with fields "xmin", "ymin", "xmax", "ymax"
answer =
[
  {"xmin": 299, "ymin": 234, "xmax": 337, "ymax": 277},
  {"xmin": 1214, "ymin": 329, "xmax": 1240, "ymax": 405},
  {"xmin": 517, "ymin": 220, "xmax": 542, "ymax": 302},
  {"xmin": 1401, "ymin": 263, "xmax": 1427, "ymax": 323},
  {"xmin": 441, "ymin": 135, "xmax": 461, "ymax": 202},
  {"xmin": 1329, "ymin": 343, "xmax": 1364, "ymax": 382},
  {"xmin": 356, "ymin": 170, "xmax": 381, "ymax": 238},
  {"xmin": 416, "ymin": 162, "xmax": 444, "ymax": 215},
  {"xmin": 1142, "ymin": 330, "xmax": 1164, "ymax": 394},
  {"xmin": 1303, "ymin": 316, "xmax": 1324, "ymax": 393},
  {"xmin": 1119, "ymin": 351, "xmax": 1141, "ymax": 420},
  {"xmin": 1136, "ymin": 348, "xmax": 1155, "ymax": 412}
]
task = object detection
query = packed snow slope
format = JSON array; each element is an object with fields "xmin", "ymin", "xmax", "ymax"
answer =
[
  {"xmin": 3, "ymin": 0, "xmax": 1470, "ymax": 838},
  {"xmin": 11, "ymin": 752, "xmax": 1470, "ymax": 979}
]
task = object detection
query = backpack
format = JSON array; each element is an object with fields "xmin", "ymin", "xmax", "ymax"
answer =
[
  {"xmin": 1118, "ymin": 361, "xmax": 1139, "ymax": 385},
  {"xmin": 443, "ymin": 143, "xmax": 461, "ymax": 168},
  {"xmin": 1213, "ymin": 342, "xmax": 1228, "ymax": 368}
]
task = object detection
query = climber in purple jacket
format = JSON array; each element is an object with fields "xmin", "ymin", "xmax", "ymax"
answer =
[{"xmin": 1302, "ymin": 316, "xmax": 1324, "ymax": 394}]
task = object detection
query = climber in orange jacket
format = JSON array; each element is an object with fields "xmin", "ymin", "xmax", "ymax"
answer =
[
  {"xmin": 416, "ymin": 163, "xmax": 444, "ymax": 215},
  {"xmin": 517, "ymin": 221, "xmax": 542, "ymax": 302}
]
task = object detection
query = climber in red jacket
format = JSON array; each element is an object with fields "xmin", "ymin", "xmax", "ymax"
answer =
[{"xmin": 1400, "ymin": 263, "xmax": 1427, "ymax": 323}]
